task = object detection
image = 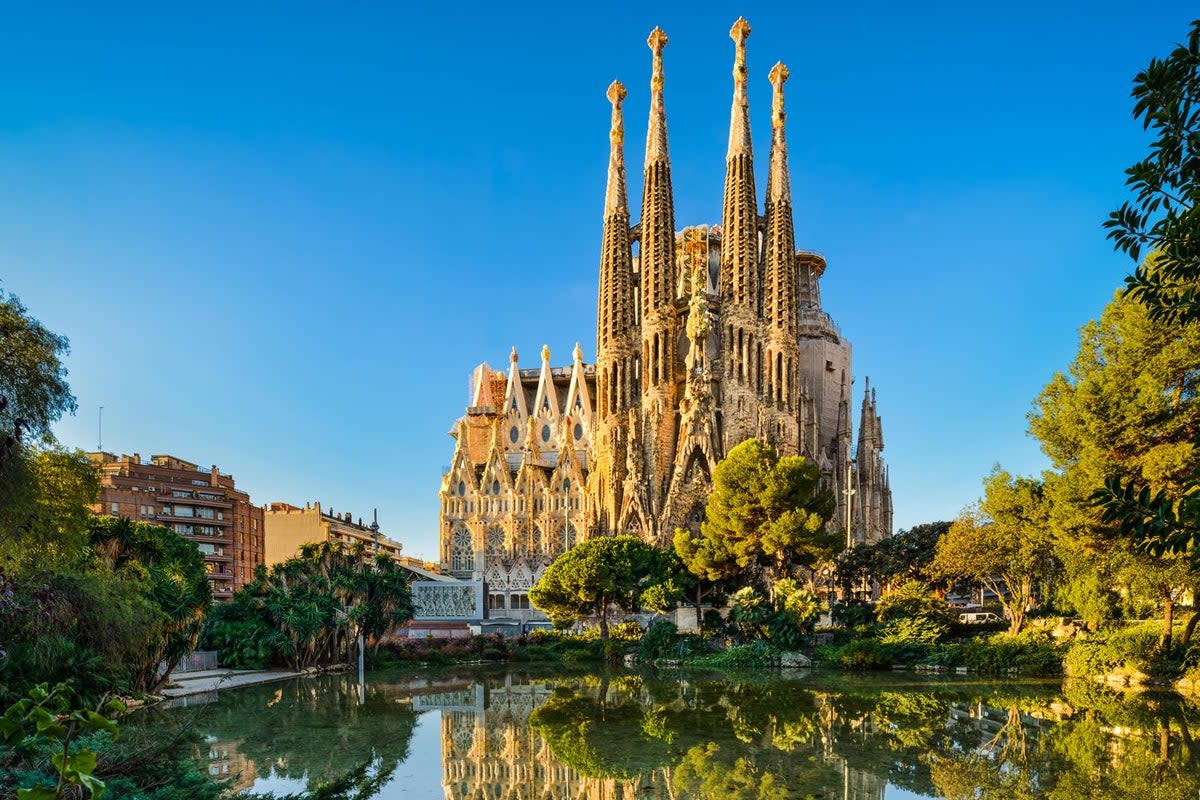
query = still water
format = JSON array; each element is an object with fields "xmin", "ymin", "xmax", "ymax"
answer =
[{"xmin": 141, "ymin": 667, "xmax": 1200, "ymax": 799}]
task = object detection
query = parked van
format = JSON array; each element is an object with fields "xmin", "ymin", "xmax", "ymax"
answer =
[{"xmin": 959, "ymin": 611, "xmax": 1002, "ymax": 625}]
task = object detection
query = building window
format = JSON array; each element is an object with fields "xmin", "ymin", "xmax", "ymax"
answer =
[
  {"xmin": 110, "ymin": 503, "xmax": 119, "ymax": 515},
  {"xmin": 509, "ymin": 426, "xmax": 519, "ymax": 444},
  {"xmin": 574, "ymin": 423, "xmax": 583, "ymax": 440},
  {"xmin": 541, "ymin": 425, "xmax": 551, "ymax": 442},
  {"xmin": 492, "ymin": 480, "xmax": 500, "ymax": 495},
  {"xmin": 510, "ymin": 593, "xmax": 530, "ymax": 610},
  {"xmin": 488, "ymin": 594, "xmax": 506, "ymax": 610}
]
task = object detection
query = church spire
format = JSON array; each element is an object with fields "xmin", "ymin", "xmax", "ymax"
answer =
[
  {"xmin": 597, "ymin": 79, "xmax": 636, "ymax": 378},
  {"xmin": 720, "ymin": 17, "xmax": 759, "ymax": 311},
  {"xmin": 603, "ymin": 81, "xmax": 628, "ymax": 218},
  {"xmin": 763, "ymin": 62, "xmax": 797, "ymax": 335},
  {"xmin": 639, "ymin": 26, "xmax": 677, "ymax": 333}
]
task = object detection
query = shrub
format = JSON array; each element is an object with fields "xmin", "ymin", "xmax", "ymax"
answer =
[
  {"xmin": 640, "ymin": 620, "xmax": 680, "ymax": 661},
  {"xmin": 611, "ymin": 621, "xmax": 645, "ymax": 641},
  {"xmin": 816, "ymin": 640, "xmax": 894, "ymax": 671},
  {"xmin": 688, "ymin": 642, "xmax": 781, "ymax": 669},
  {"xmin": 875, "ymin": 581, "xmax": 952, "ymax": 642},
  {"xmin": 831, "ymin": 600, "xmax": 875, "ymax": 629}
]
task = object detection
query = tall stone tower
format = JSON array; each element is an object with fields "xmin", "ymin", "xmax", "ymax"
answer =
[{"xmin": 438, "ymin": 19, "xmax": 893, "ymax": 597}]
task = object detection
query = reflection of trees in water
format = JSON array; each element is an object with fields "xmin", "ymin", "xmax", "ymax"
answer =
[
  {"xmin": 135, "ymin": 673, "xmax": 418, "ymax": 793},
  {"xmin": 140, "ymin": 668, "xmax": 1200, "ymax": 800},
  {"xmin": 517, "ymin": 674, "xmax": 1200, "ymax": 800}
]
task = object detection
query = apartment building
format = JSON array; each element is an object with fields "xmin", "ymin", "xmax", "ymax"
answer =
[{"xmin": 88, "ymin": 452, "xmax": 264, "ymax": 598}]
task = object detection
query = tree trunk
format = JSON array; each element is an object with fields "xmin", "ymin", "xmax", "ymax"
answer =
[
  {"xmin": 599, "ymin": 597, "xmax": 609, "ymax": 640},
  {"xmin": 1163, "ymin": 595, "xmax": 1175, "ymax": 651},
  {"xmin": 1182, "ymin": 611, "xmax": 1200, "ymax": 646}
]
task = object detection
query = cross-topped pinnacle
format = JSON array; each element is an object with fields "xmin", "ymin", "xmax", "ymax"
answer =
[
  {"xmin": 647, "ymin": 26, "xmax": 668, "ymax": 53},
  {"xmin": 606, "ymin": 79, "xmax": 627, "ymax": 107},
  {"xmin": 731, "ymin": 17, "xmax": 750, "ymax": 91},
  {"xmin": 769, "ymin": 61, "xmax": 789, "ymax": 90},
  {"xmin": 648, "ymin": 27, "xmax": 668, "ymax": 93},
  {"xmin": 730, "ymin": 17, "xmax": 751, "ymax": 46},
  {"xmin": 769, "ymin": 61, "xmax": 789, "ymax": 128}
]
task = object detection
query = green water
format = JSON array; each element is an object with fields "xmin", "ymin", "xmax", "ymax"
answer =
[{"xmin": 137, "ymin": 667, "xmax": 1200, "ymax": 799}]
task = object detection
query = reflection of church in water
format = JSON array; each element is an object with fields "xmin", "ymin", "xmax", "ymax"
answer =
[
  {"xmin": 418, "ymin": 678, "xmax": 885, "ymax": 800},
  {"xmin": 419, "ymin": 680, "xmax": 663, "ymax": 800}
]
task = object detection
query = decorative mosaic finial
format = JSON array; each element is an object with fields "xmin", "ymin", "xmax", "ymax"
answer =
[
  {"xmin": 510, "ymin": 346, "xmax": 519, "ymax": 363},
  {"xmin": 769, "ymin": 62, "xmax": 789, "ymax": 129},
  {"xmin": 573, "ymin": 341, "xmax": 583, "ymax": 362},
  {"xmin": 604, "ymin": 80, "xmax": 629, "ymax": 217},
  {"xmin": 645, "ymin": 27, "xmax": 670, "ymax": 164},
  {"xmin": 541, "ymin": 344, "xmax": 551, "ymax": 363},
  {"xmin": 731, "ymin": 17, "xmax": 750, "ymax": 87}
]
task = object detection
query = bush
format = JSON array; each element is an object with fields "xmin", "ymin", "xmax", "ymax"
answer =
[
  {"xmin": 831, "ymin": 600, "xmax": 875, "ymax": 629},
  {"xmin": 874, "ymin": 581, "xmax": 952, "ymax": 643},
  {"xmin": 1062, "ymin": 621, "xmax": 1175, "ymax": 679},
  {"xmin": 959, "ymin": 634, "xmax": 1063, "ymax": 676},
  {"xmin": 611, "ymin": 621, "xmax": 645, "ymax": 641},
  {"xmin": 816, "ymin": 639, "xmax": 895, "ymax": 670},
  {"xmin": 640, "ymin": 620, "xmax": 680, "ymax": 661},
  {"xmin": 687, "ymin": 642, "xmax": 782, "ymax": 669}
]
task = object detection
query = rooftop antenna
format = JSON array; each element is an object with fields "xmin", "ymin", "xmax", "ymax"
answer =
[{"xmin": 97, "ymin": 406, "xmax": 103, "ymax": 450}]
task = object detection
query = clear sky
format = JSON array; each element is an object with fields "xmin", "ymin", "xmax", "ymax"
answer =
[{"xmin": 1, "ymin": 2, "xmax": 1192, "ymax": 560}]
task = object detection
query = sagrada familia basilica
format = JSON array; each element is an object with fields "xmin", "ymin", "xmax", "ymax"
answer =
[{"xmin": 437, "ymin": 20, "xmax": 892, "ymax": 617}]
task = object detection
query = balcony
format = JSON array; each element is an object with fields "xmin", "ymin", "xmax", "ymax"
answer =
[
  {"xmin": 156, "ymin": 513, "xmax": 230, "ymax": 527},
  {"xmin": 156, "ymin": 494, "xmax": 233, "ymax": 509}
]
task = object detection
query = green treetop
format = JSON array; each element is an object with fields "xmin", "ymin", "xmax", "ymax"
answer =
[
  {"xmin": 673, "ymin": 439, "xmax": 838, "ymax": 596},
  {"xmin": 930, "ymin": 468, "xmax": 1055, "ymax": 635},
  {"xmin": 528, "ymin": 535, "xmax": 683, "ymax": 639}
]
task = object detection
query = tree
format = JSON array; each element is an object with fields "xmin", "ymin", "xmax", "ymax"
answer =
[
  {"xmin": 0, "ymin": 290, "xmax": 76, "ymax": 456},
  {"xmin": 1105, "ymin": 20, "xmax": 1200, "ymax": 325},
  {"xmin": 0, "ymin": 448, "xmax": 99, "ymax": 572},
  {"xmin": 206, "ymin": 541, "xmax": 414, "ymax": 670},
  {"xmin": 837, "ymin": 521, "xmax": 951, "ymax": 596},
  {"xmin": 87, "ymin": 516, "xmax": 212, "ymax": 692},
  {"xmin": 1030, "ymin": 287, "xmax": 1200, "ymax": 646},
  {"xmin": 930, "ymin": 469, "xmax": 1055, "ymax": 635},
  {"xmin": 674, "ymin": 439, "xmax": 837, "ymax": 597},
  {"xmin": 528, "ymin": 536, "xmax": 682, "ymax": 639},
  {"xmin": 1094, "ymin": 20, "xmax": 1200, "ymax": 617}
]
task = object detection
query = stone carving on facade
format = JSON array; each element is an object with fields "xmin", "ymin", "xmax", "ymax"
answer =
[{"xmin": 413, "ymin": 582, "xmax": 481, "ymax": 619}]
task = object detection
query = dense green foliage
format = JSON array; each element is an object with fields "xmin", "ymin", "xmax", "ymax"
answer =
[
  {"xmin": 930, "ymin": 469, "xmax": 1055, "ymax": 635},
  {"xmin": 673, "ymin": 439, "xmax": 837, "ymax": 597},
  {"xmin": 529, "ymin": 535, "xmax": 683, "ymax": 638},
  {"xmin": 0, "ymin": 290, "xmax": 76, "ymax": 450},
  {"xmin": 1, "ymin": 514, "xmax": 211, "ymax": 702},
  {"xmin": 1105, "ymin": 22, "xmax": 1200, "ymax": 325},
  {"xmin": 201, "ymin": 541, "xmax": 414, "ymax": 670},
  {"xmin": 727, "ymin": 580, "xmax": 820, "ymax": 650},
  {"xmin": 1029, "ymin": 285, "xmax": 1200, "ymax": 646},
  {"xmin": 837, "ymin": 521, "xmax": 950, "ymax": 594}
]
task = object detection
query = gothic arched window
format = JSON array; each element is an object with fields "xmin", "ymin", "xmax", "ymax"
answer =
[
  {"xmin": 450, "ymin": 525, "xmax": 474, "ymax": 571},
  {"xmin": 485, "ymin": 526, "xmax": 507, "ymax": 560},
  {"xmin": 563, "ymin": 524, "xmax": 578, "ymax": 552}
]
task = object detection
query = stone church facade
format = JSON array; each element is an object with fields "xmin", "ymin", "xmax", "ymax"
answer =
[{"xmin": 438, "ymin": 20, "xmax": 892, "ymax": 619}]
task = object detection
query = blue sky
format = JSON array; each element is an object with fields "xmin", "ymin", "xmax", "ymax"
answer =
[{"xmin": 0, "ymin": 2, "xmax": 1191, "ymax": 560}]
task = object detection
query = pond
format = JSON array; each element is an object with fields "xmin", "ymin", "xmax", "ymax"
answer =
[{"xmin": 136, "ymin": 667, "xmax": 1200, "ymax": 799}]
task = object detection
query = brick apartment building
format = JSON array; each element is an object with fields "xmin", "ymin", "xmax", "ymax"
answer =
[{"xmin": 88, "ymin": 452, "xmax": 264, "ymax": 599}]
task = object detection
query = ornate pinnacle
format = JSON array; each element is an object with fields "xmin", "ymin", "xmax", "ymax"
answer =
[
  {"xmin": 769, "ymin": 62, "xmax": 789, "ymax": 129},
  {"xmin": 573, "ymin": 341, "xmax": 583, "ymax": 362},
  {"xmin": 541, "ymin": 344, "xmax": 551, "ymax": 363},
  {"xmin": 648, "ymin": 27, "xmax": 668, "ymax": 92},
  {"xmin": 510, "ymin": 346, "xmax": 519, "ymax": 363},
  {"xmin": 607, "ymin": 80, "xmax": 627, "ymax": 145},
  {"xmin": 730, "ymin": 18, "xmax": 750, "ymax": 90}
]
